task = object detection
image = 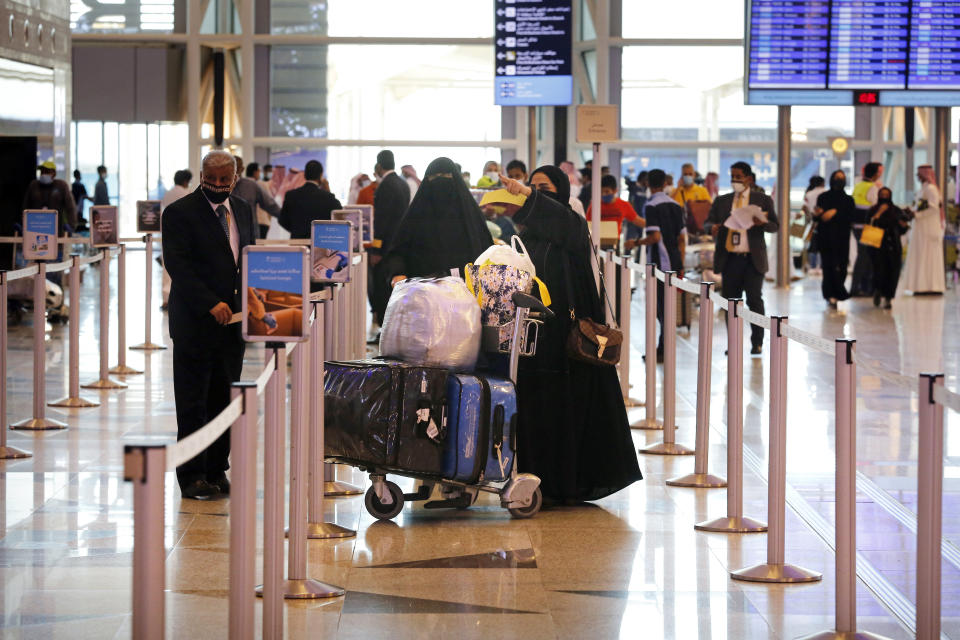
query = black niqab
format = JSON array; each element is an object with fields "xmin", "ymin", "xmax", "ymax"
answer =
[{"xmin": 529, "ymin": 165, "xmax": 571, "ymax": 205}]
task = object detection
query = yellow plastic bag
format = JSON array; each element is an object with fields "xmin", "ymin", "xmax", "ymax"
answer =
[{"xmin": 859, "ymin": 224, "xmax": 884, "ymax": 249}]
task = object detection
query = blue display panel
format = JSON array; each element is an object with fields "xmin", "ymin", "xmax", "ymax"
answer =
[
  {"xmin": 748, "ymin": 0, "xmax": 829, "ymax": 89},
  {"xmin": 494, "ymin": 0, "xmax": 572, "ymax": 106},
  {"xmin": 828, "ymin": 0, "xmax": 909, "ymax": 89},
  {"xmin": 908, "ymin": 1, "xmax": 960, "ymax": 89}
]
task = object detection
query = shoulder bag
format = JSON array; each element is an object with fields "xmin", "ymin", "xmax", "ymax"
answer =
[{"xmin": 562, "ymin": 246, "xmax": 622, "ymax": 367}]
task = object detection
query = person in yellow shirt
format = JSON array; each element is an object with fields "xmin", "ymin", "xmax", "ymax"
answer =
[
  {"xmin": 850, "ymin": 161, "xmax": 883, "ymax": 296},
  {"xmin": 672, "ymin": 163, "xmax": 713, "ymax": 206}
]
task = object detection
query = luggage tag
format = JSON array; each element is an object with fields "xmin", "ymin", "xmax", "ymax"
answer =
[{"xmin": 416, "ymin": 377, "xmax": 444, "ymax": 443}]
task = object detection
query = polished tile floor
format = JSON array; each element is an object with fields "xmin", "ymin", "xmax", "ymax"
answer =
[{"xmin": 0, "ymin": 255, "xmax": 957, "ymax": 639}]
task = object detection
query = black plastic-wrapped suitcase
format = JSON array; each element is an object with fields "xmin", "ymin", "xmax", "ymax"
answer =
[{"xmin": 324, "ymin": 359, "xmax": 449, "ymax": 474}]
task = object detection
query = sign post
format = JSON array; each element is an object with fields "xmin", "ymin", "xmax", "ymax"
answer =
[{"xmin": 575, "ymin": 104, "xmax": 619, "ymax": 281}]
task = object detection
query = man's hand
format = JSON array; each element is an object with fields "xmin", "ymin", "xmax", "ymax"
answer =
[
  {"xmin": 391, "ymin": 275, "xmax": 407, "ymax": 287},
  {"xmin": 710, "ymin": 224, "xmax": 720, "ymax": 238},
  {"xmin": 498, "ymin": 174, "xmax": 532, "ymax": 198},
  {"xmin": 209, "ymin": 301, "xmax": 232, "ymax": 325},
  {"xmin": 752, "ymin": 216, "xmax": 766, "ymax": 227}
]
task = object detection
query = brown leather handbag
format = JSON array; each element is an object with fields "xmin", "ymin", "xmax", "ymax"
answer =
[{"xmin": 562, "ymin": 251, "xmax": 622, "ymax": 367}]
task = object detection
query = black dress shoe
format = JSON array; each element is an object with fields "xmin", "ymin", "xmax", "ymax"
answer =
[
  {"xmin": 207, "ymin": 472, "xmax": 230, "ymax": 495},
  {"xmin": 750, "ymin": 345, "xmax": 762, "ymax": 356},
  {"xmin": 181, "ymin": 478, "xmax": 218, "ymax": 500}
]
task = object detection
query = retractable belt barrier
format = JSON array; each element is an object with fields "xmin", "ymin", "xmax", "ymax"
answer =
[{"xmin": 613, "ymin": 254, "xmax": 957, "ymax": 637}]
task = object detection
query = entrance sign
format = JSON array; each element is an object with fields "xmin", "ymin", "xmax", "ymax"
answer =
[
  {"xmin": 311, "ymin": 220, "xmax": 353, "ymax": 284},
  {"xmin": 576, "ymin": 105, "xmax": 619, "ymax": 143},
  {"xmin": 91, "ymin": 205, "xmax": 119, "ymax": 247},
  {"xmin": 22, "ymin": 210, "xmax": 58, "ymax": 261},
  {"xmin": 241, "ymin": 245, "xmax": 309, "ymax": 343},
  {"xmin": 136, "ymin": 200, "xmax": 162, "ymax": 233},
  {"xmin": 494, "ymin": 0, "xmax": 572, "ymax": 106}
]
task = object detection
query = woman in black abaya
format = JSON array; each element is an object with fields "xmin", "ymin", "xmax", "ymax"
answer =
[
  {"xmin": 814, "ymin": 170, "xmax": 855, "ymax": 309},
  {"xmin": 500, "ymin": 167, "xmax": 642, "ymax": 503},
  {"xmin": 379, "ymin": 157, "xmax": 493, "ymax": 297}
]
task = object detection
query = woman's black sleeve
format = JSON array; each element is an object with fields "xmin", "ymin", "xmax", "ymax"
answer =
[{"xmin": 513, "ymin": 190, "xmax": 589, "ymax": 252}]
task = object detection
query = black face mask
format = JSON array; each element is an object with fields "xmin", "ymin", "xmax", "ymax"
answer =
[
  {"xmin": 539, "ymin": 189, "xmax": 564, "ymax": 203},
  {"xmin": 830, "ymin": 178, "xmax": 846, "ymax": 191},
  {"xmin": 202, "ymin": 181, "xmax": 232, "ymax": 204}
]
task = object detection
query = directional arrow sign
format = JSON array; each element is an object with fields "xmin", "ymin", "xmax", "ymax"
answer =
[
  {"xmin": 494, "ymin": 0, "xmax": 572, "ymax": 107},
  {"xmin": 497, "ymin": 52, "xmax": 505, "ymax": 60},
  {"xmin": 497, "ymin": 66, "xmax": 505, "ymax": 74},
  {"xmin": 497, "ymin": 8, "xmax": 505, "ymax": 15},
  {"xmin": 497, "ymin": 38, "xmax": 505, "ymax": 45}
]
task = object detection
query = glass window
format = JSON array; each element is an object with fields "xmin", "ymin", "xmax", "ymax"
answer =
[
  {"xmin": 268, "ymin": 145, "xmax": 506, "ymax": 205},
  {"xmin": 271, "ymin": 45, "xmax": 500, "ymax": 142},
  {"xmin": 0, "ymin": 58, "xmax": 54, "ymax": 135},
  {"xmin": 271, "ymin": 0, "xmax": 493, "ymax": 37},
  {"xmin": 622, "ymin": 0, "xmax": 744, "ymax": 39},
  {"xmin": 71, "ymin": 0, "xmax": 177, "ymax": 34}
]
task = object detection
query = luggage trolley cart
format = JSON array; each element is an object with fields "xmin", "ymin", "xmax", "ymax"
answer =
[{"xmin": 356, "ymin": 292, "xmax": 553, "ymax": 521}]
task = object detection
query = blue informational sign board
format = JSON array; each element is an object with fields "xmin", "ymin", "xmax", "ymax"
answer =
[
  {"xmin": 494, "ymin": 0, "xmax": 573, "ymax": 106},
  {"xmin": 241, "ymin": 246, "xmax": 309, "ymax": 343},
  {"xmin": 22, "ymin": 210, "xmax": 58, "ymax": 261},
  {"xmin": 311, "ymin": 220, "xmax": 353, "ymax": 284},
  {"xmin": 746, "ymin": 0, "xmax": 960, "ymax": 105}
]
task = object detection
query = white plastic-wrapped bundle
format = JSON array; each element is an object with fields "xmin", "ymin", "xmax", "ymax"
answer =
[{"xmin": 379, "ymin": 277, "xmax": 482, "ymax": 371}]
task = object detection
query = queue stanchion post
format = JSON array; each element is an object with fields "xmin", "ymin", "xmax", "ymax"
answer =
[
  {"xmin": 229, "ymin": 382, "xmax": 258, "ymax": 640},
  {"xmin": 308, "ymin": 296, "xmax": 356, "ymax": 538},
  {"xmin": 12, "ymin": 262, "xmax": 67, "ymax": 430},
  {"xmin": 50, "ymin": 256, "xmax": 99, "ymax": 408},
  {"xmin": 358, "ymin": 251, "xmax": 368, "ymax": 356},
  {"xmin": 282, "ymin": 335, "xmax": 345, "ymax": 598},
  {"xmin": 632, "ymin": 262, "xmax": 663, "ymax": 430},
  {"xmin": 641, "ymin": 271, "xmax": 693, "ymax": 455},
  {"xmin": 131, "ymin": 234, "xmax": 166, "ymax": 351},
  {"xmin": 732, "ymin": 316, "xmax": 821, "ymax": 583},
  {"xmin": 667, "ymin": 280, "xmax": 724, "ymax": 488},
  {"xmin": 109, "ymin": 243, "xmax": 142, "ymax": 375},
  {"xmin": 695, "ymin": 298, "xmax": 766, "ymax": 534},
  {"xmin": 325, "ymin": 286, "xmax": 363, "ymax": 497},
  {"xmin": 124, "ymin": 444, "xmax": 166, "ymax": 640},
  {"xmin": 83, "ymin": 249, "xmax": 127, "ymax": 390},
  {"xmin": 915, "ymin": 373, "xmax": 945, "ymax": 640},
  {"xmin": 0, "ymin": 271, "xmax": 32, "ymax": 456},
  {"xmin": 256, "ymin": 344, "xmax": 285, "ymax": 639},
  {"xmin": 799, "ymin": 340, "xmax": 890, "ymax": 640},
  {"xmin": 619, "ymin": 256, "xmax": 642, "ymax": 407}
]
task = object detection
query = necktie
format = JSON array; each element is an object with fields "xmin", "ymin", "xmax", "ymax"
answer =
[{"xmin": 216, "ymin": 204, "xmax": 230, "ymax": 242}]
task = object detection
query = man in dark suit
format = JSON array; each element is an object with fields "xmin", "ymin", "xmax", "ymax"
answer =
[
  {"xmin": 278, "ymin": 160, "xmax": 342, "ymax": 239},
  {"xmin": 705, "ymin": 161, "xmax": 779, "ymax": 355},
  {"xmin": 370, "ymin": 150, "xmax": 411, "ymax": 325},
  {"xmin": 162, "ymin": 150, "xmax": 258, "ymax": 499}
]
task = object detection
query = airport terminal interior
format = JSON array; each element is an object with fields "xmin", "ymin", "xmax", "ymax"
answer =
[{"xmin": 2, "ymin": 0, "xmax": 960, "ymax": 638}]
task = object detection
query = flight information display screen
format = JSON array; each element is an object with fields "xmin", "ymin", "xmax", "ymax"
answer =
[{"xmin": 746, "ymin": 0, "xmax": 960, "ymax": 104}]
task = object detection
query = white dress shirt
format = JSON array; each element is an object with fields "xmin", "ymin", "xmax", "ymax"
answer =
[{"xmin": 206, "ymin": 195, "xmax": 239, "ymax": 263}]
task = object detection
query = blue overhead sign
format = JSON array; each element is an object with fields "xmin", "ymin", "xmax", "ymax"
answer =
[{"xmin": 494, "ymin": 0, "xmax": 573, "ymax": 107}]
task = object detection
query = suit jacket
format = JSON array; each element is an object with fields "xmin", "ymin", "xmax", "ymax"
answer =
[
  {"xmin": 373, "ymin": 172, "xmax": 410, "ymax": 252},
  {"xmin": 279, "ymin": 182, "xmax": 342, "ymax": 239},
  {"xmin": 161, "ymin": 188, "xmax": 257, "ymax": 344},
  {"xmin": 705, "ymin": 190, "xmax": 779, "ymax": 274}
]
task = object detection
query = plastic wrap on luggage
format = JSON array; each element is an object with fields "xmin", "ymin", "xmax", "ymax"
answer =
[
  {"xmin": 379, "ymin": 277, "xmax": 481, "ymax": 371},
  {"xmin": 324, "ymin": 360, "xmax": 400, "ymax": 465}
]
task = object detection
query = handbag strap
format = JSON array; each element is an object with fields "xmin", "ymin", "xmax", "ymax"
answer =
[{"xmin": 586, "ymin": 240, "xmax": 620, "ymax": 329}]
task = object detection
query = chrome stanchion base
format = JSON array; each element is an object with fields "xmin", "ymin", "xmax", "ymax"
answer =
[
  {"xmin": 255, "ymin": 578, "xmax": 345, "ymax": 599},
  {"xmin": 665, "ymin": 472, "xmax": 727, "ymax": 488},
  {"xmin": 130, "ymin": 342, "xmax": 167, "ymax": 351},
  {"xmin": 731, "ymin": 562, "xmax": 822, "ymax": 583},
  {"xmin": 639, "ymin": 442, "xmax": 695, "ymax": 456},
  {"xmin": 10, "ymin": 417, "xmax": 67, "ymax": 431},
  {"xmin": 694, "ymin": 516, "xmax": 767, "ymax": 533},
  {"xmin": 48, "ymin": 395, "xmax": 100, "ymax": 408},
  {"xmin": 108, "ymin": 364, "xmax": 143, "ymax": 375},
  {"xmin": 796, "ymin": 631, "xmax": 893, "ymax": 640},
  {"xmin": 325, "ymin": 481, "xmax": 363, "ymax": 497},
  {"xmin": 304, "ymin": 522, "xmax": 357, "ymax": 539},
  {"xmin": 631, "ymin": 418, "xmax": 663, "ymax": 430},
  {"xmin": 0, "ymin": 445, "xmax": 32, "ymax": 459},
  {"xmin": 623, "ymin": 397, "xmax": 645, "ymax": 407},
  {"xmin": 82, "ymin": 377, "xmax": 128, "ymax": 390}
]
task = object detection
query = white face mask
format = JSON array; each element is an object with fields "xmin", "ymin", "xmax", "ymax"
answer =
[
  {"xmin": 263, "ymin": 172, "xmax": 272, "ymax": 181},
  {"xmin": 359, "ymin": 179, "xmax": 371, "ymax": 189},
  {"xmin": 682, "ymin": 175, "xmax": 694, "ymax": 187},
  {"xmin": 38, "ymin": 174, "xmax": 53, "ymax": 185},
  {"xmin": 484, "ymin": 171, "xmax": 499, "ymax": 182},
  {"xmin": 732, "ymin": 181, "xmax": 747, "ymax": 194}
]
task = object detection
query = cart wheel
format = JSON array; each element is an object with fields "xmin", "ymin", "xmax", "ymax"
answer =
[
  {"xmin": 365, "ymin": 481, "xmax": 404, "ymax": 520},
  {"xmin": 508, "ymin": 487, "xmax": 542, "ymax": 519}
]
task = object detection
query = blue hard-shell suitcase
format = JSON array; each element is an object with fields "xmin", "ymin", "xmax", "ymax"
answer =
[{"xmin": 443, "ymin": 373, "xmax": 517, "ymax": 484}]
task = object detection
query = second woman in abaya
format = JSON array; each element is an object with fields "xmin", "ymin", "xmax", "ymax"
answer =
[
  {"xmin": 379, "ymin": 157, "xmax": 493, "ymax": 309},
  {"xmin": 499, "ymin": 167, "xmax": 642, "ymax": 504},
  {"xmin": 867, "ymin": 186, "xmax": 909, "ymax": 309},
  {"xmin": 814, "ymin": 170, "xmax": 855, "ymax": 309}
]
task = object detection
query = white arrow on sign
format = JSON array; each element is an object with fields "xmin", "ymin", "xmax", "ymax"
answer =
[
  {"xmin": 496, "ymin": 23, "xmax": 505, "ymax": 30},
  {"xmin": 497, "ymin": 8, "xmax": 505, "ymax": 15},
  {"xmin": 497, "ymin": 66, "xmax": 505, "ymax": 74},
  {"xmin": 497, "ymin": 52, "xmax": 505, "ymax": 59},
  {"xmin": 497, "ymin": 38, "xmax": 506, "ymax": 45}
]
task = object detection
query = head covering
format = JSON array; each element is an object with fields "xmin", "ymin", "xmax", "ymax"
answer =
[
  {"xmin": 530, "ymin": 165, "xmax": 571, "ymax": 204},
  {"xmin": 386, "ymin": 157, "xmax": 493, "ymax": 266},
  {"xmin": 401, "ymin": 165, "xmax": 421, "ymax": 186},
  {"xmin": 704, "ymin": 172, "xmax": 719, "ymax": 198},
  {"xmin": 559, "ymin": 161, "xmax": 581, "ymax": 187},
  {"xmin": 38, "ymin": 160, "xmax": 56, "ymax": 171},
  {"xmin": 917, "ymin": 165, "xmax": 945, "ymax": 227},
  {"xmin": 829, "ymin": 169, "xmax": 847, "ymax": 191}
]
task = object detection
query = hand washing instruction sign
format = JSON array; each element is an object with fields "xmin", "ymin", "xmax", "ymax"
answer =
[
  {"xmin": 494, "ymin": 0, "xmax": 572, "ymax": 106},
  {"xmin": 22, "ymin": 209, "xmax": 58, "ymax": 261},
  {"xmin": 311, "ymin": 220, "xmax": 353, "ymax": 284},
  {"xmin": 241, "ymin": 246, "xmax": 309, "ymax": 343}
]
